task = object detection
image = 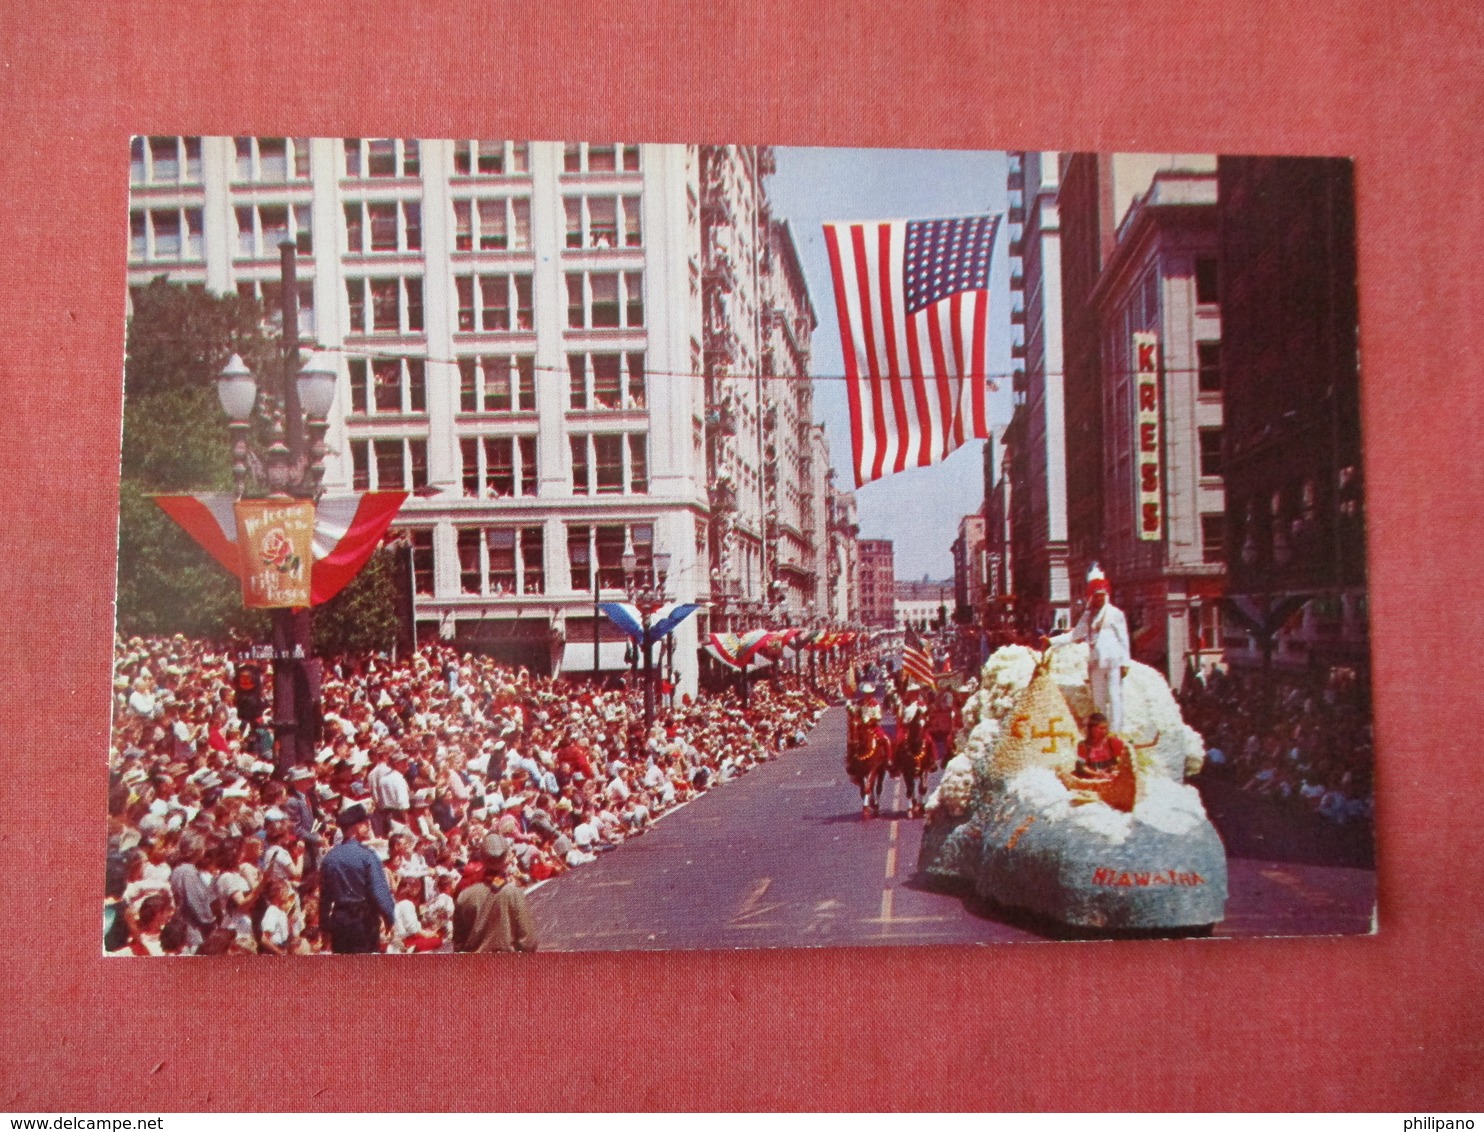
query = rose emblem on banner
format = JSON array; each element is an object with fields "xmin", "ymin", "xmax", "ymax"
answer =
[{"xmin": 260, "ymin": 527, "xmax": 301, "ymax": 574}]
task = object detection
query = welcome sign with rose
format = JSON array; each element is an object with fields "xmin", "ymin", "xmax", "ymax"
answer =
[{"xmin": 233, "ymin": 500, "xmax": 315, "ymax": 608}]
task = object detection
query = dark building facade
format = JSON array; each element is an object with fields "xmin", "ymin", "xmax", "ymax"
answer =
[
  {"xmin": 1002, "ymin": 402, "xmax": 1039, "ymax": 629},
  {"xmin": 1005, "ymin": 152, "xmax": 1073, "ymax": 631},
  {"xmin": 1056, "ymin": 154, "xmax": 1113, "ymax": 591},
  {"xmin": 951, "ymin": 513, "xmax": 987, "ymax": 623},
  {"xmin": 982, "ymin": 431, "xmax": 1015, "ymax": 630},
  {"xmin": 1217, "ymin": 156, "xmax": 1365, "ymax": 671}
]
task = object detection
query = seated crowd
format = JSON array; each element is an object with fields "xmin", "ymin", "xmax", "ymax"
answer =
[
  {"xmin": 1179, "ymin": 665, "xmax": 1374, "ymax": 824},
  {"xmin": 105, "ymin": 634, "xmax": 829, "ymax": 956}
]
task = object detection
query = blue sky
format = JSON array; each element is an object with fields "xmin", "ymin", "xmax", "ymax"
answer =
[{"xmin": 765, "ymin": 146, "xmax": 1013, "ymax": 581}]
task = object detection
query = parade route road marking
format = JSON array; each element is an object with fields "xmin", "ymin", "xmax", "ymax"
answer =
[
  {"xmin": 589, "ymin": 879, "xmax": 636, "ymax": 888},
  {"xmin": 885, "ymin": 841, "xmax": 898, "ymax": 880},
  {"xmin": 880, "ymin": 886, "xmax": 894, "ymax": 921},
  {"xmin": 861, "ymin": 914, "xmax": 951, "ymax": 925},
  {"xmin": 730, "ymin": 877, "xmax": 784, "ymax": 925}
]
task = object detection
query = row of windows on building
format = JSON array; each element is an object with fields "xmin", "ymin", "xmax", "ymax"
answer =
[
  {"xmin": 349, "ymin": 431, "xmax": 649, "ymax": 497},
  {"xmin": 130, "ymin": 137, "xmax": 643, "ymax": 187},
  {"xmin": 326, "ymin": 270, "xmax": 645, "ymax": 336},
  {"xmin": 1096, "ymin": 514, "xmax": 1227, "ymax": 566},
  {"xmin": 129, "ymin": 193, "xmax": 646, "ymax": 264},
  {"xmin": 163, "ymin": 350, "xmax": 649, "ymax": 426},
  {"xmin": 402, "ymin": 520, "xmax": 658, "ymax": 598}
]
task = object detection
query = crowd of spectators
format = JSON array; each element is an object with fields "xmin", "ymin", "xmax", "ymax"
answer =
[
  {"xmin": 1179, "ymin": 664, "xmax": 1374, "ymax": 824},
  {"xmin": 105, "ymin": 634, "xmax": 829, "ymax": 956}
]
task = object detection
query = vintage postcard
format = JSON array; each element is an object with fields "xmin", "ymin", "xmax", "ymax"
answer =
[{"xmin": 107, "ymin": 138, "xmax": 1372, "ymax": 954}]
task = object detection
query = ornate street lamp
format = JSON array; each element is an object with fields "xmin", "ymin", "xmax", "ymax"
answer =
[
  {"xmin": 218, "ymin": 347, "xmax": 337, "ymax": 496},
  {"xmin": 622, "ymin": 547, "xmax": 671, "ymax": 733},
  {"xmin": 215, "ymin": 242, "xmax": 336, "ymax": 775}
]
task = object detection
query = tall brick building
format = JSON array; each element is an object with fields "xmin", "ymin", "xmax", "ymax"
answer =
[{"xmin": 857, "ymin": 539, "xmax": 896, "ymax": 628}]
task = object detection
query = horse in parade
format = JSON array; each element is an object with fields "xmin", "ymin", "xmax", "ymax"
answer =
[
  {"xmin": 889, "ymin": 686, "xmax": 935, "ymax": 817},
  {"xmin": 844, "ymin": 683, "xmax": 893, "ymax": 817}
]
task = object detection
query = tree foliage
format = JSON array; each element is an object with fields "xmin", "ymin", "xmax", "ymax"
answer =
[
  {"xmin": 123, "ymin": 276, "xmax": 277, "ymax": 402},
  {"xmin": 117, "ymin": 277, "xmax": 406, "ymax": 649},
  {"xmin": 116, "ymin": 281, "xmax": 275, "ymax": 640},
  {"xmin": 313, "ymin": 549, "xmax": 403, "ymax": 657},
  {"xmin": 116, "ymin": 278, "xmax": 405, "ymax": 651}
]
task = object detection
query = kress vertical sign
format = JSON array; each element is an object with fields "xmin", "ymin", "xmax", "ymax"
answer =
[{"xmin": 1134, "ymin": 332, "xmax": 1163, "ymax": 541}]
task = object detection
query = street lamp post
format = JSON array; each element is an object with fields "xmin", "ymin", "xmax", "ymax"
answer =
[
  {"xmin": 216, "ymin": 243, "xmax": 338, "ymax": 776},
  {"xmin": 622, "ymin": 548, "xmax": 671, "ymax": 734}
]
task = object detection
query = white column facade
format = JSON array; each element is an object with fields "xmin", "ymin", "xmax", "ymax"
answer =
[{"xmin": 127, "ymin": 137, "xmax": 843, "ymax": 696}]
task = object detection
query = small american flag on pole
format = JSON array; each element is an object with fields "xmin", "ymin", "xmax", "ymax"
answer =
[
  {"xmin": 823, "ymin": 214, "xmax": 1000, "ymax": 488},
  {"xmin": 902, "ymin": 629, "xmax": 938, "ymax": 689}
]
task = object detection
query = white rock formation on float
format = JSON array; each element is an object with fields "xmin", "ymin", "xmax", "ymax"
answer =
[{"xmin": 918, "ymin": 644, "xmax": 1227, "ymax": 931}]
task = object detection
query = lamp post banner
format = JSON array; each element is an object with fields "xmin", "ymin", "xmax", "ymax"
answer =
[
  {"xmin": 153, "ymin": 491, "xmax": 408, "ymax": 606},
  {"xmin": 599, "ymin": 601, "xmax": 703, "ymax": 645},
  {"xmin": 234, "ymin": 499, "xmax": 315, "ymax": 608}
]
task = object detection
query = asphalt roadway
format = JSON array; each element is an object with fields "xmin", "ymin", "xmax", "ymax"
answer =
[{"xmin": 526, "ymin": 707, "xmax": 1376, "ymax": 951}]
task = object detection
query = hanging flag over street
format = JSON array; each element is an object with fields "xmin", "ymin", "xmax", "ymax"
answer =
[
  {"xmin": 822, "ymin": 213, "xmax": 1000, "ymax": 487},
  {"xmin": 152, "ymin": 491, "xmax": 408, "ymax": 607}
]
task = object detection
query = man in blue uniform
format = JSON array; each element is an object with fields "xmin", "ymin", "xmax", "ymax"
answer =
[{"xmin": 318, "ymin": 802, "xmax": 396, "ymax": 954}]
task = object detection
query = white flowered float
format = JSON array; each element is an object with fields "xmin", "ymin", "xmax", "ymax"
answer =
[{"xmin": 918, "ymin": 644, "xmax": 1227, "ymax": 932}]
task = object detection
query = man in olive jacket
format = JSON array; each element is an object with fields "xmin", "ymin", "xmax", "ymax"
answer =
[{"xmin": 453, "ymin": 834, "xmax": 538, "ymax": 953}]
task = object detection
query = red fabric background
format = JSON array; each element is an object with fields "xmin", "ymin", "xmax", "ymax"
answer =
[{"xmin": 1, "ymin": 0, "xmax": 1480, "ymax": 1111}]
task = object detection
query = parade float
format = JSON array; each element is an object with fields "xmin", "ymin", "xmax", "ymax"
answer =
[{"xmin": 918, "ymin": 644, "xmax": 1227, "ymax": 932}]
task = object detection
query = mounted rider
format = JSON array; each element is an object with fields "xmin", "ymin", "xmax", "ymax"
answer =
[
  {"xmin": 844, "ymin": 679, "xmax": 894, "ymax": 817},
  {"xmin": 853, "ymin": 681, "xmax": 892, "ymax": 748},
  {"xmin": 896, "ymin": 681, "xmax": 928, "ymax": 730}
]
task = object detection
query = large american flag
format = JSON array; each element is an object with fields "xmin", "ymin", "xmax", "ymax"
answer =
[{"xmin": 823, "ymin": 214, "xmax": 1000, "ymax": 487}]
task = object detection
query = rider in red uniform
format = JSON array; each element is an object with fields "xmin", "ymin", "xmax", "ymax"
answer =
[{"xmin": 855, "ymin": 683, "xmax": 893, "ymax": 746}]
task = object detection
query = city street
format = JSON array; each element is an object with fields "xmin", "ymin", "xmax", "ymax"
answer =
[
  {"xmin": 527, "ymin": 707, "xmax": 1044, "ymax": 949},
  {"xmin": 527, "ymin": 707, "xmax": 1377, "ymax": 949}
]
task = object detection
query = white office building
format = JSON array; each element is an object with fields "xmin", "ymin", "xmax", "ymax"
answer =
[{"xmin": 126, "ymin": 136, "xmax": 833, "ymax": 694}]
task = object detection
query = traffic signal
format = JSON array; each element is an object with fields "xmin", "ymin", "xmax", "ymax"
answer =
[{"xmin": 234, "ymin": 663, "xmax": 264, "ymax": 725}]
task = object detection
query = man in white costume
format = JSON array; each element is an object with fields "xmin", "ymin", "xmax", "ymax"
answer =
[{"xmin": 1044, "ymin": 565, "xmax": 1132, "ymax": 733}]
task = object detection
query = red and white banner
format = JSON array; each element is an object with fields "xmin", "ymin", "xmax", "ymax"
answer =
[
  {"xmin": 704, "ymin": 629, "xmax": 795, "ymax": 672},
  {"xmin": 1134, "ymin": 332, "xmax": 1164, "ymax": 542},
  {"xmin": 154, "ymin": 492, "xmax": 408, "ymax": 607}
]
